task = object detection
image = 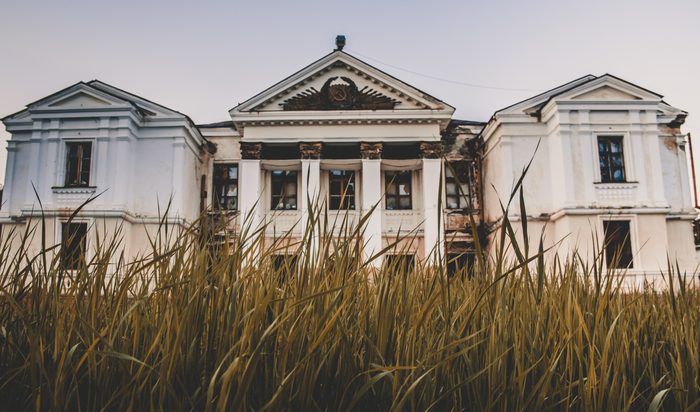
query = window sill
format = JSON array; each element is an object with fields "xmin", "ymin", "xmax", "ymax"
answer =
[
  {"xmin": 593, "ymin": 181, "xmax": 638, "ymax": 185},
  {"xmin": 52, "ymin": 186, "xmax": 97, "ymax": 190}
]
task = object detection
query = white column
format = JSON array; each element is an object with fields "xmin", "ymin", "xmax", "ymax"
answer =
[
  {"xmin": 422, "ymin": 158, "xmax": 443, "ymax": 264},
  {"xmin": 678, "ymin": 136, "xmax": 694, "ymax": 212},
  {"xmin": 300, "ymin": 158, "xmax": 321, "ymax": 229},
  {"xmin": 114, "ymin": 136, "xmax": 131, "ymax": 210},
  {"xmin": 362, "ymin": 159, "xmax": 383, "ymax": 267},
  {"xmin": 171, "ymin": 140, "xmax": 186, "ymax": 218},
  {"xmin": 239, "ymin": 159, "xmax": 262, "ymax": 232},
  {"xmin": 1, "ymin": 142, "xmax": 19, "ymax": 215}
]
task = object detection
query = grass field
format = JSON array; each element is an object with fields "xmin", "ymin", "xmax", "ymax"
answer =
[{"xmin": 0, "ymin": 182, "xmax": 698, "ymax": 412}]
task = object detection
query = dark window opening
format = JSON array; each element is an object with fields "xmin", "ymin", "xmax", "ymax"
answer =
[
  {"xmin": 447, "ymin": 253, "xmax": 475, "ymax": 278},
  {"xmin": 213, "ymin": 164, "xmax": 238, "ymax": 211},
  {"xmin": 271, "ymin": 171, "xmax": 298, "ymax": 210},
  {"xmin": 329, "ymin": 170, "xmax": 355, "ymax": 210},
  {"xmin": 386, "ymin": 171, "xmax": 412, "ymax": 210},
  {"xmin": 382, "ymin": 143, "xmax": 420, "ymax": 159},
  {"xmin": 62, "ymin": 222, "xmax": 87, "ymax": 270},
  {"xmin": 385, "ymin": 254, "xmax": 415, "ymax": 272},
  {"xmin": 271, "ymin": 254, "xmax": 298, "ymax": 283},
  {"xmin": 603, "ymin": 220, "xmax": 633, "ymax": 269},
  {"xmin": 598, "ymin": 136, "xmax": 626, "ymax": 182},
  {"xmin": 263, "ymin": 144, "xmax": 300, "ymax": 160},
  {"xmin": 322, "ymin": 144, "xmax": 360, "ymax": 159},
  {"xmin": 445, "ymin": 162, "xmax": 470, "ymax": 209},
  {"xmin": 65, "ymin": 142, "xmax": 92, "ymax": 187}
]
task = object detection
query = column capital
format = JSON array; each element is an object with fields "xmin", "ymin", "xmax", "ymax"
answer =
[
  {"xmin": 360, "ymin": 142, "xmax": 383, "ymax": 160},
  {"xmin": 240, "ymin": 142, "xmax": 262, "ymax": 160},
  {"xmin": 419, "ymin": 141, "xmax": 443, "ymax": 159},
  {"xmin": 299, "ymin": 142, "xmax": 323, "ymax": 159}
]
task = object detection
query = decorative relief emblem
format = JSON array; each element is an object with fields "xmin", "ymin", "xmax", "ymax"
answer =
[{"xmin": 281, "ymin": 77, "xmax": 400, "ymax": 111}]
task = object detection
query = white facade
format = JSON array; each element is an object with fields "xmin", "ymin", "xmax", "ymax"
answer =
[
  {"xmin": 481, "ymin": 74, "xmax": 697, "ymax": 285},
  {"xmin": 2, "ymin": 49, "xmax": 697, "ymax": 281},
  {"xmin": 1, "ymin": 81, "xmax": 207, "ymax": 263}
]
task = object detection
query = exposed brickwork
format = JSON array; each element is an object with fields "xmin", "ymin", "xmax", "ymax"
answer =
[
  {"xmin": 240, "ymin": 142, "xmax": 262, "ymax": 160},
  {"xmin": 419, "ymin": 141, "xmax": 443, "ymax": 159}
]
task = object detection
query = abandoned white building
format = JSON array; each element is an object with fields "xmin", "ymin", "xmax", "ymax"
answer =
[{"xmin": 1, "ymin": 37, "xmax": 697, "ymax": 284}]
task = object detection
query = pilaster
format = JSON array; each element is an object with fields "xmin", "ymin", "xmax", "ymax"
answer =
[
  {"xmin": 361, "ymin": 158, "xmax": 382, "ymax": 267},
  {"xmin": 421, "ymin": 158, "xmax": 443, "ymax": 263}
]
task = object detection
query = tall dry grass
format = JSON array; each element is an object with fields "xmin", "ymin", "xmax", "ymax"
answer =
[{"xmin": 0, "ymin": 173, "xmax": 698, "ymax": 412}]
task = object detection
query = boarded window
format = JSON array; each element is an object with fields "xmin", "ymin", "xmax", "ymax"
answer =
[
  {"xmin": 603, "ymin": 220, "xmax": 633, "ymax": 268},
  {"xmin": 213, "ymin": 164, "xmax": 238, "ymax": 211},
  {"xmin": 598, "ymin": 136, "xmax": 626, "ymax": 182},
  {"xmin": 329, "ymin": 170, "xmax": 355, "ymax": 210},
  {"xmin": 271, "ymin": 171, "xmax": 297, "ymax": 210},
  {"xmin": 65, "ymin": 142, "xmax": 92, "ymax": 187},
  {"xmin": 385, "ymin": 171, "xmax": 412, "ymax": 210},
  {"xmin": 445, "ymin": 163, "xmax": 470, "ymax": 209},
  {"xmin": 62, "ymin": 222, "xmax": 87, "ymax": 270}
]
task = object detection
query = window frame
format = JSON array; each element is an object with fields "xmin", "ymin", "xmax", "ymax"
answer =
[
  {"xmin": 271, "ymin": 170, "xmax": 298, "ymax": 210},
  {"xmin": 329, "ymin": 170, "xmax": 356, "ymax": 210},
  {"xmin": 385, "ymin": 170, "xmax": 412, "ymax": 210},
  {"xmin": 597, "ymin": 135, "xmax": 627, "ymax": 183},
  {"xmin": 64, "ymin": 142, "xmax": 93, "ymax": 187},
  {"xmin": 212, "ymin": 163, "xmax": 239, "ymax": 211},
  {"xmin": 60, "ymin": 221, "xmax": 88, "ymax": 271},
  {"xmin": 445, "ymin": 162, "xmax": 470, "ymax": 210},
  {"xmin": 600, "ymin": 216, "xmax": 636, "ymax": 269}
]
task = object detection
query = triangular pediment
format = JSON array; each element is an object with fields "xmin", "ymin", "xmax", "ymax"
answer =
[
  {"xmin": 570, "ymin": 85, "xmax": 642, "ymax": 101},
  {"xmin": 496, "ymin": 74, "xmax": 664, "ymax": 117},
  {"xmin": 557, "ymin": 75, "xmax": 661, "ymax": 102},
  {"xmin": 231, "ymin": 51, "xmax": 453, "ymax": 114},
  {"xmin": 28, "ymin": 82, "xmax": 129, "ymax": 111},
  {"xmin": 48, "ymin": 91, "xmax": 113, "ymax": 107}
]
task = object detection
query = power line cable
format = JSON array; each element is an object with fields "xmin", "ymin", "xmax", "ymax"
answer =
[{"xmin": 345, "ymin": 49, "xmax": 544, "ymax": 92}]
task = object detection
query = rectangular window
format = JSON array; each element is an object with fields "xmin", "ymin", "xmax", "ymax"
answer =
[
  {"xmin": 61, "ymin": 222, "xmax": 87, "ymax": 270},
  {"xmin": 445, "ymin": 163, "xmax": 470, "ymax": 209},
  {"xmin": 385, "ymin": 171, "xmax": 412, "ymax": 210},
  {"xmin": 329, "ymin": 170, "xmax": 355, "ymax": 210},
  {"xmin": 385, "ymin": 254, "xmax": 415, "ymax": 272},
  {"xmin": 271, "ymin": 171, "xmax": 297, "ymax": 210},
  {"xmin": 603, "ymin": 220, "xmax": 633, "ymax": 269},
  {"xmin": 213, "ymin": 164, "xmax": 238, "ymax": 211},
  {"xmin": 447, "ymin": 253, "xmax": 475, "ymax": 278},
  {"xmin": 598, "ymin": 136, "xmax": 626, "ymax": 182},
  {"xmin": 65, "ymin": 142, "xmax": 92, "ymax": 187}
]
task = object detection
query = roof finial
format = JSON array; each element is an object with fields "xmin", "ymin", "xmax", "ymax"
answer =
[{"xmin": 335, "ymin": 35, "xmax": 346, "ymax": 52}]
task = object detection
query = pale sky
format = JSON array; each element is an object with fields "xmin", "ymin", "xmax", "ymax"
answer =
[{"xmin": 2, "ymin": 0, "xmax": 699, "ymax": 188}]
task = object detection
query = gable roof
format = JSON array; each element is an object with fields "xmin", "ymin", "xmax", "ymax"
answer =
[
  {"xmin": 3, "ymin": 80, "xmax": 203, "ymax": 137},
  {"xmin": 230, "ymin": 50, "xmax": 454, "ymax": 113},
  {"xmin": 495, "ymin": 74, "xmax": 669, "ymax": 117}
]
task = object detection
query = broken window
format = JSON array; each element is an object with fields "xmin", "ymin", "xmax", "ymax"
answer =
[
  {"xmin": 329, "ymin": 170, "xmax": 355, "ymax": 210},
  {"xmin": 213, "ymin": 164, "xmax": 238, "ymax": 211},
  {"xmin": 603, "ymin": 220, "xmax": 633, "ymax": 269},
  {"xmin": 65, "ymin": 142, "xmax": 92, "ymax": 187},
  {"xmin": 385, "ymin": 171, "xmax": 412, "ymax": 210},
  {"xmin": 61, "ymin": 222, "xmax": 87, "ymax": 270},
  {"xmin": 271, "ymin": 171, "xmax": 297, "ymax": 210},
  {"xmin": 598, "ymin": 136, "xmax": 626, "ymax": 182},
  {"xmin": 445, "ymin": 162, "xmax": 470, "ymax": 209}
]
